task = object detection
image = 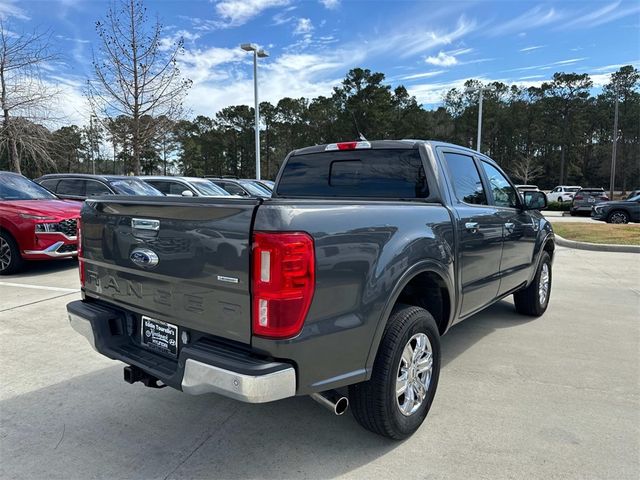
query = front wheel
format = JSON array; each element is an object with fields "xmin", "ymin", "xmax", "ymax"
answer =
[
  {"xmin": 0, "ymin": 231, "xmax": 24, "ymax": 275},
  {"xmin": 349, "ymin": 304, "xmax": 440, "ymax": 439},
  {"xmin": 558, "ymin": 196, "xmax": 564, "ymax": 203},
  {"xmin": 514, "ymin": 251, "xmax": 552, "ymax": 316},
  {"xmin": 607, "ymin": 210, "xmax": 629, "ymax": 224}
]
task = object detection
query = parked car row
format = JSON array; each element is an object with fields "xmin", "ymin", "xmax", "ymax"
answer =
[
  {"xmin": 0, "ymin": 171, "xmax": 275, "ymax": 274},
  {"xmin": 35, "ymin": 173, "xmax": 274, "ymax": 200}
]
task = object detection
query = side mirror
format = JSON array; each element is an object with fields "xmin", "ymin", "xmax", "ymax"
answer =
[
  {"xmin": 181, "ymin": 190, "xmax": 194, "ymax": 197},
  {"xmin": 523, "ymin": 191, "xmax": 547, "ymax": 211}
]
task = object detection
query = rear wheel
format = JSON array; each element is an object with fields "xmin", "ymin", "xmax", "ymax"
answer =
[
  {"xmin": 349, "ymin": 304, "xmax": 440, "ymax": 439},
  {"xmin": 514, "ymin": 251, "xmax": 552, "ymax": 316},
  {"xmin": 0, "ymin": 231, "xmax": 23, "ymax": 275},
  {"xmin": 607, "ymin": 210, "xmax": 629, "ymax": 224}
]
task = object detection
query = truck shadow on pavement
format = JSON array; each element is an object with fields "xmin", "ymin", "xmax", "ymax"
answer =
[{"xmin": 0, "ymin": 300, "xmax": 534, "ymax": 480}]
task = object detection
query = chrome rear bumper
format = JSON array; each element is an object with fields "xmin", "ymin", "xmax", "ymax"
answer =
[{"xmin": 67, "ymin": 303, "xmax": 296, "ymax": 404}]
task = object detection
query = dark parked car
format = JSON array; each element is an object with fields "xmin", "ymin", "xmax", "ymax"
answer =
[
  {"xmin": 626, "ymin": 189, "xmax": 640, "ymax": 200},
  {"xmin": 591, "ymin": 194, "xmax": 640, "ymax": 224},
  {"xmin": 35, "ymin": 174, "xmax": 162, "ymax": 201},
  {"xmin": 67, "ymin": 140, "xmax": 554, "ymax": 439},
  {"xmin": 570, "ymin": 188, "xmax": 609, "ymax": 216},
  {"xmin": 207, "ymin": 177, "xmax": 272, "ymax": 197},
  {"xmin": 0, "ymin": 172, "xmax": 81, "ymax": 274}
]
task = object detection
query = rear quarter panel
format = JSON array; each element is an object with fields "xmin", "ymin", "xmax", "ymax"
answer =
[{"xmin": 252, "ymin": 200, "xmax": 455, "ymax": 394}]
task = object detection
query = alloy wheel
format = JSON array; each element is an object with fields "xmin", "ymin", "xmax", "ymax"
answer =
[
  {"xmin": 396, "ymin": 333, "xmax": 433, "ymax": 416},
  {"xmin": 0, "ymin": 237, "xmax": 11, "ymax": 272},
  {"xmin": 539, "ymin": 262, "xmax": 550, "ymax": 306},
  {"xmin": 609, "ymin": 212, "xmax": 628, "ymax": 224}
]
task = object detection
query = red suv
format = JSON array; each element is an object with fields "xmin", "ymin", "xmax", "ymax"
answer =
[{"xmin": 0, "ymin": 171, "xmax": 81, "ymax": 274}]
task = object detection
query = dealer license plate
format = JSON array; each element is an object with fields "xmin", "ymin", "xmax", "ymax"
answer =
[{"xmin": 141, "ymin": 316, "xmax": 178, "ymax": 357}]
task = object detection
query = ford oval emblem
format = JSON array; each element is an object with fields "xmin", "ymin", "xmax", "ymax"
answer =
[{"xmin": 130, "ymin": 248, "xmax": 159, "ymax": 268}]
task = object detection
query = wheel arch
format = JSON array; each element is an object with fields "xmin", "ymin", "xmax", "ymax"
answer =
[{"xmin": 364, "ymin": 260, "xmax": 454, "ymax": 375}]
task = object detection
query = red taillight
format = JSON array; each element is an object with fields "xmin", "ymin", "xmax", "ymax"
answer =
[
  {"xmin": 325, "ymin": 141, "xmax": 371, "ymax": 151},
  {"xmin": 574, "ymin": 195, "xmax": 583, "ymax": 201},
  {"xmin": 251, "ymin": 232, "xmax": 315, "ymax": 339},
  {"xmin": 77, "ymin": 218, "xmax": 84, "ymax": 287}
]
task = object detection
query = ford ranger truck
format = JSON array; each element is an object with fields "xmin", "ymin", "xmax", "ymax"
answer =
[{"xmin": 67, "ymin": 140, "xmax": 554, "ymax": 439}]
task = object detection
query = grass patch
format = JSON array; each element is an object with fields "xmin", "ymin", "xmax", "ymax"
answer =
[{"xmin": 551, "ymin": 222, "xmax": 640, "ymax": 245}]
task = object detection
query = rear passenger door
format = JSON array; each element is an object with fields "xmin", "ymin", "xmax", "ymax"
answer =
[
  {"xmin": 479, "ymin": 161, "xmax": 537, "ymax": 295},
  {"xmin": 441, "ymin": 150, "xmax": 503, "ymax": 317}
]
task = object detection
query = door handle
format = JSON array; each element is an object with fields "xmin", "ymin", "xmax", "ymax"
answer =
[
  {"xmin": 465, "ymin": 222, "xmax": 480, "ymax": 233},
  {"xmin": 504, "ymin": 222, "xmax": 515, "ymax": 232}
]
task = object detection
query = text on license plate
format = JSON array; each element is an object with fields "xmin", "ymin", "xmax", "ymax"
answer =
[{"xmin": 141, "ymin": 316, "xmax": 178, "ymax": 357}]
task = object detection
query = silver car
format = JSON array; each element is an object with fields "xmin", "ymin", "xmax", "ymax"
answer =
[{"xmin": 141, "ymin": 176, "xmax": 232, "ymax": 197}]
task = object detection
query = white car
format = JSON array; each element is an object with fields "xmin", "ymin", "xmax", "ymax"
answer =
[{"xmin": 547, "ymin": 185, "xmax": 582, "ymax": 203}]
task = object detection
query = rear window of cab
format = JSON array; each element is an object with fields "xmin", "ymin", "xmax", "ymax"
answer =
[{"xmin": 276, "ymin": 149, "xmax": 429, "ymax": 199}]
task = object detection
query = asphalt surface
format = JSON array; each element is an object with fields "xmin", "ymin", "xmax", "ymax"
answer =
[{"xmin": 1, "ymin": 248, "xmax": 639, "ymax": 480}]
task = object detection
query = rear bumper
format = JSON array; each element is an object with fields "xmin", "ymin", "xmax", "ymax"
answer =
[{"xmin": 66, "ymin": 300, "xmax": 296, "ymax": 403}]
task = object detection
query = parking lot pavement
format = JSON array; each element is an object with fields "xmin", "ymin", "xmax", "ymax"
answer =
[
  {"xmin": 542, "ymin": 211, "xmax": 601, "ymax": 223},
  {"xmin": 1, "ymin": 249, "xmax": 638, "ymax": 480}
]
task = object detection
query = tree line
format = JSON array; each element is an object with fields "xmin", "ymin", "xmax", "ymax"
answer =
[{"xmin": 1, "ymin": 0, "xmax": 638, "ymax": 191}]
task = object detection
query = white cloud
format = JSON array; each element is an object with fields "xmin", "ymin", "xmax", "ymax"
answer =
[
  {"xmin": 563, "ymin": 1, "xmax": 640, "ymax": 29},
  {"xmin": 0, "ymin": 0, "xmax": 30, "ymax": 20},
  {"xmin": 425, "ymin": 51, "xmax": 458, "ymax": 67},
  {"xmin": 319, "ymin": 0, "xmax": 340, "ymax": 9},
  {"xmin": 294, "ymin": 18, "xmax": 314, "ymax": 35},
  {"xmin": 520, "ymin": 45, "xmax": 545, "ymax": 52},
  {"xmin": 398, "ymin": 70, "xmax": 447, "ymax": 81},
  {"xmin": 215, "ymin": 0, "xmax": 290, "ymax": 27},
  {"xmin": 490, "ymin": 6, "xmax": 562, "ymax": 36},
  {"xmin": 503, "ymin": 57, "xmax": 589, "ymax": 73}
]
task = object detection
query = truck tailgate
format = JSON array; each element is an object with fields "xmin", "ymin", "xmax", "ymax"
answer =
[{"xmin": 80, "ymin": 196, "xmax": 260, "ymax": 345}]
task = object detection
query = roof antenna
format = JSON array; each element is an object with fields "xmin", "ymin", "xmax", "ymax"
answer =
[{"xmin": 347, "ymin": 109, "xmax": 367, "ymax": 141}]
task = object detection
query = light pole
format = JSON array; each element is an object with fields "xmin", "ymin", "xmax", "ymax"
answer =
[
  {"xmin": 465, "ymin": 85, "xmax": 495, "ymax": 152},
  {"xmin": 609, "ymin": 91, "xmax": 619, "ymax": 200},
  {"xmin": 241, "ymin": 43, "xmax": 269, "ymax": 180}
]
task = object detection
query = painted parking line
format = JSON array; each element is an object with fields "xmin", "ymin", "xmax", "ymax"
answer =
[{"xmin": 0, "ymin": 281, "xmax": 78, "ymax": 293}]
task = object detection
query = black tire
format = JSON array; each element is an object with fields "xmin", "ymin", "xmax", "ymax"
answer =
[
  {"xmin": 349, "ymin": 304, "xmax": 441, "ymax": 440},
  {"xmin": 607, "ymin": 210, "xmax": 629, "ymax": 224},
  {"xmin": 513, "ymin": 251, "xmax": 552, "ymax": 316},
  {"xmin": 569, "ymin": 209, "xmax": 576, "ymax": 216},
  {"xmin": 558, "ymin": 197, "xmax": 563, "ymax": 203},
  {"xmin": 0, "ymin": 230, "xmax": 24, "ymax": 275}
]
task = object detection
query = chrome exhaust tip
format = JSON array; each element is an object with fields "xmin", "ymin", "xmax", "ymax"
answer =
[{"xmin": 311, "ymin": 390, "xmax": 349, "ymax": 416}]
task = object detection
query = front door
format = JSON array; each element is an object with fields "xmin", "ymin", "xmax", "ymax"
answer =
[{"xmin": 440, "ymin": 150, "xmax": 503, "ymax": 318}]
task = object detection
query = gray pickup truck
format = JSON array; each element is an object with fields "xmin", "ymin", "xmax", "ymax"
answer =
[{"xmin": 67, "ymin": 140, "xmax": 554, "ymax": 439}]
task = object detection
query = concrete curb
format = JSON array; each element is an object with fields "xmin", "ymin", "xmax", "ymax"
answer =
[{"xmin": 554, "ymin": 234, "xmax": 640, "ymax": 253}]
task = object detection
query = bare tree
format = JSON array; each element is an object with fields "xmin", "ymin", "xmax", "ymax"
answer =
[
  {"xmin": 87, "ymin": 0, "xmax": 191, "ymax": 175},
  {"xmin": 0, "ymin": 21, "xmax": 58, "ymax": 174},
  {"xmin": 510, "ymin": 155, "xmax": 544, "ymax": 184}
]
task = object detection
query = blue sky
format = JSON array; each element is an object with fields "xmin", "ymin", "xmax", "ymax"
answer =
[{"xmin": 2, "ymin": 0, "xmax": 639, "ymax": 125}]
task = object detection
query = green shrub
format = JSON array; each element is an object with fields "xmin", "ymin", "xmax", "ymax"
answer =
[{"xmin": 545, "ymin": 201, "xmax": 571, "ymax": 211}]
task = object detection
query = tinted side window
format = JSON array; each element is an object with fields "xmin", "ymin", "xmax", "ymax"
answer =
[
  {"xmin": 145, "ymin": 180, "xmax": 170, "ymax": 194},
  {"xmin": 220, "ymin": 183, "xmax": 246, "ymax": 195},
  {"xmin": 481, "ymin": 161, "xmax": 518, "ymax": 208},
  {"xmin": 57, "ymin": 179, "xmax": 86, "ymax": 197},
  {"xmin": 85, "ymin": 180, "xmax": 112, "ymax": 197},
  {"xmin": 39, "ymin": 179, "xmax": 59, "ymax": 192},
  {"xmin": 444, "ymin": 152, "xmax": 487, "ymax": 205},
  {"xmin": 168, "ymin": 182, "xmax": 190, "ymax": 195},
  {"xmin": 277, "ymin": 149, "xmax": 429, "ymax": 198}
]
